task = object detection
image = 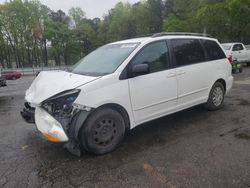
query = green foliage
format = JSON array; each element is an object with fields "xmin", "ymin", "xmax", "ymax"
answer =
[
  {"xmin": 69, "ymin": 7, "xmax": 86, "ymax": 27},
  {"xmin": 0, "ymin": 0, "xmax": 250, "ymax": 68}
]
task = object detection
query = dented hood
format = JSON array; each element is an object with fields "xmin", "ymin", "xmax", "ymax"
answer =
[{"xmin": 25, "ymin": 71, "xmax": 100, "ymax": 105}]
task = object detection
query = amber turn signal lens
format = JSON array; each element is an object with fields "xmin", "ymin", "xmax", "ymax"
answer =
[{"xmin": 42, "ymin": 132, "xmax": 61, "ymax": 142}]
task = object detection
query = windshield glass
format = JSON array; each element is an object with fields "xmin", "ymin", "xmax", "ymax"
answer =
[
  {"xmin": 71, "ymin": 43, "xmax": 139, "ymax": 76},
  {"xmin": 222, "ymin": 44, "xmax": 232, "ymax": 50}
]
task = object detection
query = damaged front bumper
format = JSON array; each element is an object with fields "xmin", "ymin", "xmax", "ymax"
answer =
[
  {"xmin": 20, "ymin": 102, "xmax": 35, "ymax": 123},
  {"xmin": 21, "ymin": 103, "xmax": 69, "ymax": 142},
  {"xmin": 21, "ymin": 102, "xmax": 91, "ymax": 156},
  {"xmin": 35, "ymin": 107, "xmax": 69, "ymax": 142}
]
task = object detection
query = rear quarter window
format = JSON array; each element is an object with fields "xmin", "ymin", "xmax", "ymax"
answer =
[{"xmin": 202, "ymin": 40, "xmax": 226, "ymax": 61}]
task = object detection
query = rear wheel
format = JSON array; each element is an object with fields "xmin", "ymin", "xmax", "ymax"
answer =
[
  {"xmin": 204, "ymin": 82, "xmax": 225, "ymax": 111},
  {"xmin": 79, "ymin": 108, "xmax": 125, "ymax": 155}
]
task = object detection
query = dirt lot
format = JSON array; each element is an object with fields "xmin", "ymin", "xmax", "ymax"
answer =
[{"xmin": 0, "ymin": 69, "xmax": 250, "ymax": 188}]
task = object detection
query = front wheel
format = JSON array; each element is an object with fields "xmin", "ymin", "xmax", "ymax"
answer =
[
  {"xmin": 79, "ymin": 108, "xmax": 126, "ymax": 155},
  {"xmin": 204, "ymin": 82, "xmax": 225, "ymax": 111}
]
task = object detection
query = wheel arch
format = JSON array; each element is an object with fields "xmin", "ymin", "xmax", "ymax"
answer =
[
  {"xmin": 74, "ymin": 103, "xmax": 131, "ymax": 144},
  {"xmin": 97, "ymin": 103, "xmax": 131, "ymax": 131},
  {"xmin": 215, "ymin": 78, "xmax": 226, "ymax": 91}
]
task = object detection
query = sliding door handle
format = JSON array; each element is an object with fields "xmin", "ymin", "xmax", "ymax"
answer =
[{"xmin": 167, "ymin": 73, "xmax": 176, "ymax": 78}]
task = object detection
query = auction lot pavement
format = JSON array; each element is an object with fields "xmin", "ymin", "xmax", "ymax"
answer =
[{"xmin": 0, "ymin": 69, "xmax": 250, "ymax": 188}]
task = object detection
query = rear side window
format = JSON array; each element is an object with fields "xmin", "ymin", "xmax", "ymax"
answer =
[
  {"xmin": 171, "ymin": 39, "xmax": 205, "ymax": 67},
  {"xmin": 131, "ymin": 41, "xmax": 169, "ymax": 73},
  {"xmin": 202, "ymin": 40, "xmax": 226, "ymax": 60}
]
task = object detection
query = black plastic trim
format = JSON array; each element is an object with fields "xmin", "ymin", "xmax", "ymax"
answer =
[{"xmin": 20, "ymin": 102, "xmax": 35, "ymax": 124}]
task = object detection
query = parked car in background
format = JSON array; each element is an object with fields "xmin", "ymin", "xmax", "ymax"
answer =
[
  {"xmin": 0, "ymin": 72, "xmax": 7, "ymax": 86},
  {"xmin": 2, "ymin": 70, "xmax": 22, "ymax": 80},
  {"xmin": 222, "ymin": 43, "xmax": 250, "ymax": 66},
  {"xmin": 21, "ymin": 32, "xmax": 233, "ymax": 156}
]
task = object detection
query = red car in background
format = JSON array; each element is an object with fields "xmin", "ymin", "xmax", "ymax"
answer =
[{"xmin": 2, "ymin": 70, "xmax": 22, "ymax": 80}]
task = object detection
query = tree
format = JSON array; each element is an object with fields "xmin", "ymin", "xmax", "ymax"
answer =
[
  {"xmin": 68, "ymin": 7, "xmax": 86, "ymax": 27},
  {"xmin": 0, "ymin": 0, "xmax": 250, "ymax": 69}
]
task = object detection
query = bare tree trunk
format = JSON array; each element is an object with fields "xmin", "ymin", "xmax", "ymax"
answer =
[{"xmin": 43, "ymin": 39, "xmax": 48, "ymax": 66}]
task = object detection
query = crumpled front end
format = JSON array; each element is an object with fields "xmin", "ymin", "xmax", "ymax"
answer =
[
  {"xmin": 20, "ymin": 71, "xmax": 100, "ymax": 156},
  {"xmin": 21, "ymin": 88, "xmax": 92, "ymax": 156}
]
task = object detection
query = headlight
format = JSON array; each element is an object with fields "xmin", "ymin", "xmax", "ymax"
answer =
[{"xmin": 42, "ymin": 89, "xmax": 80, "ymax": 117}]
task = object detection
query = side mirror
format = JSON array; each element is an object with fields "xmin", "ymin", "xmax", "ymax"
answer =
[{"xmin": 132, "ymin": 64, "xmax": 149, "ymax": 77}]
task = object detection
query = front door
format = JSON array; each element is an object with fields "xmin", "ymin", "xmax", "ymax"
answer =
[{"xmin": 128, "ymin": 41, "xmax": 177, "ymax": 124}]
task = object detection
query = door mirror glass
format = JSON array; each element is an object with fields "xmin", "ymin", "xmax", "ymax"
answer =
[{"xmin": 132, "ymin": 64, "xmax": 149, "ymax": 77}]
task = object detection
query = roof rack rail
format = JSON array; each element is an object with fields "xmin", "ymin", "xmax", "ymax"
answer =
[{"xmin": 152, "ymin": 32, "xmax": 213, "ymax": 38}]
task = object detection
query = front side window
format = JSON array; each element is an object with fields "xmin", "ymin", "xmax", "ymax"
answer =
[
  {"xmin": 171, "ymin": 39, "xmax": 205, "ymax": 67},
  {"xmin": 71, "ymin": 43, "xmax": 139, "ymax": 76},
  {"xmin": 131, "ymin": 41, "xmax": 169, "ymax": 73},
  {"xmin": 202, "ymin": 40, "xmax": 226, "ymax": 61}
]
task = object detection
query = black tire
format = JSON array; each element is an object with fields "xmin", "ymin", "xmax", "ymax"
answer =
[
  {"xmin": 204, "ymin": 82, "xmax": 225, "ymax": 111},
  {"xmin": 247, "ymin": 62, "xmax": 250, "ymax": 67},
  {"xmin": 79, "ymin": 108, "xmax": 125, "ymax": 155}
]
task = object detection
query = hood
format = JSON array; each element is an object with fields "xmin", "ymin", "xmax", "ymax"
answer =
[{"xmin": 25, "ymin": 71, "xmax": 100, "ymax": 105}]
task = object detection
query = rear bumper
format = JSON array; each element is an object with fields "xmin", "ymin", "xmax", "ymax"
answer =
[{"xmin": 226, "ymin": 75, "xmax": 234, "ymax": 94}]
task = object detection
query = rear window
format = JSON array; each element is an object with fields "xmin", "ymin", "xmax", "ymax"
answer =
[
  {"xmin": 171, "ymin": 39, "xmax": 205, "ymax": 67},
  {"xmin": 232, "ymin": 44, "xmax": 244, "ymax": 51},
  {"xmin": 202, "ymin": 40, "xmax": 226, "ymax": 61}
]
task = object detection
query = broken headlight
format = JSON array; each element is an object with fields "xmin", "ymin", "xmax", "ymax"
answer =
[{"xmin": 42, "ymin": 89, "xmax": 80, "ymax": 118}]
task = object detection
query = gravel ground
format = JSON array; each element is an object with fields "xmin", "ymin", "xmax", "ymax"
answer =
[{"xmin": 0, "ymin": 69, "xmax": 250, "ymax": 188}]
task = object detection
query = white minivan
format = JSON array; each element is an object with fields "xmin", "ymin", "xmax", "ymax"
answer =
[{"xmin": 21, "ymin": 33, "xmax": 233, "ymax": 155}]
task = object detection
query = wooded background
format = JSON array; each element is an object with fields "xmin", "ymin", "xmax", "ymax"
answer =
[{"xmin": 0, "ymin": 0, "xmax": 250, "ymax": 68}]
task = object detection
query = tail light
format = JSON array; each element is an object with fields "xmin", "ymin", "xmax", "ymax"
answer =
[{"xmin": 228, "ymin": 55, "xmax": 233, "ymax": 64}]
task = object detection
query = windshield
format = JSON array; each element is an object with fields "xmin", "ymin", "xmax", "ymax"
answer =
[
  {"xmin": 71, "ymin": 43, "xmax": 139, "ymax": 76},
  {"xmin": 222, "ymin": 44, "xmax": 232, "ymax": 50}
]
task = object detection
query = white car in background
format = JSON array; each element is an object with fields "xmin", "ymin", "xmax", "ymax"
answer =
[
  {"xmin": 21, "ymin": 33, "xmax": 233, "ymax": 156},
  {"xmin": 222, "ymin": 43, "xmax": 250, "ymax": 66}
]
